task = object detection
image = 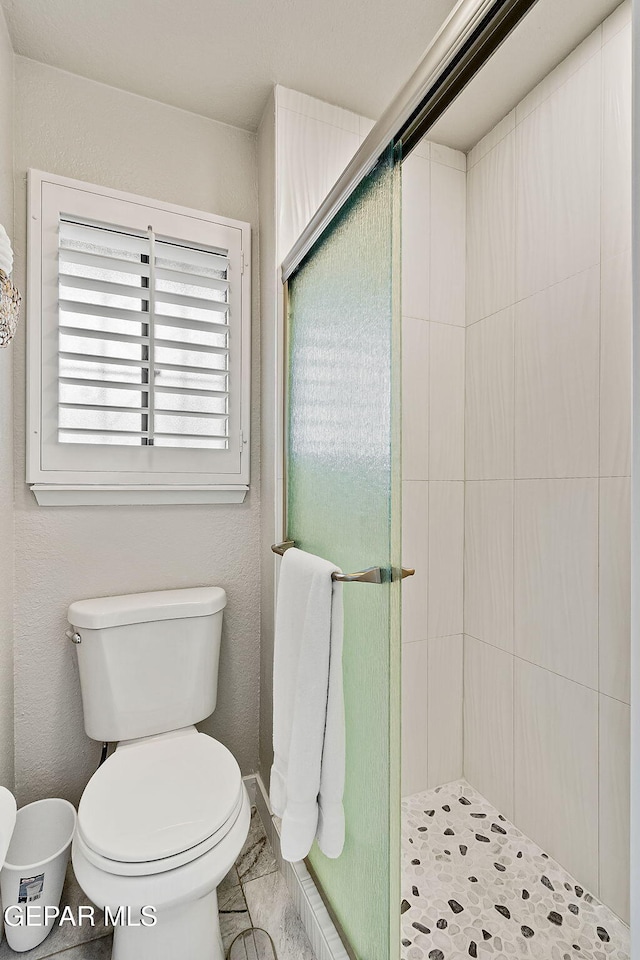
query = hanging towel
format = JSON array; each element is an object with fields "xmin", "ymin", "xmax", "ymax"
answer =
[{"xmin": 270, "ymin": 547, "xmax": 345, "ymax": 862}]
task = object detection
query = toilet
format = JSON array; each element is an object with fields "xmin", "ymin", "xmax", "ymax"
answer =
[{"xmin": 67, "ymin": 587, "xmax": 250, "ymax": 960}]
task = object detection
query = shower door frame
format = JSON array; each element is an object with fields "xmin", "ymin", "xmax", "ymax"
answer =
[
  {"xmin": 630, "ymin": 5, "xmax": 639, "ymax": 959},
  {"xmin": 281, "ymin": 146, "xmax": 402, "ymax": 959},
  {"xmin": 281, "ymin": 0, "xmax": 540, "ymax": 284}
]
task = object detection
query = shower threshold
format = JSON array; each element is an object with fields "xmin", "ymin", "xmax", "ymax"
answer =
[{"xmin": 401, "ymin": 780, "xmax": 629, "ymax": 960}]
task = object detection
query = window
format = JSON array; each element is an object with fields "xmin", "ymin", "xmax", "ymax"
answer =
[{"xmin": 27, "ymin": 171, "xmax": 251, "ymax": 505}]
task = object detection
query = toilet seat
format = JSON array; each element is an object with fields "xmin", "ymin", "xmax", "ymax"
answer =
[
  {"xmin": 75, "ymin": 792, "xmax": 244, "ymax": 877},
  {"xmin": 77, "ymin": 728, "xmax": 243, "ymax": 876}
]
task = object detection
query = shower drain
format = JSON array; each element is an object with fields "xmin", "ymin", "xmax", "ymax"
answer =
[{"xmin": 227, "ymin": 927, "xmax": 278, "ymax": 960}]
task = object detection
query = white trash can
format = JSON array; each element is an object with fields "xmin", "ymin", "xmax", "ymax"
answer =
[{"xmin": 1, "ymin": 798, "xmax": 77, "ymax": 952}]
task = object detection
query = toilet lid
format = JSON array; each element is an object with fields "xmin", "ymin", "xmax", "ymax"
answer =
[{"xmin": 78, "ymin": 731, "xmax": 243, "ymax": 863}]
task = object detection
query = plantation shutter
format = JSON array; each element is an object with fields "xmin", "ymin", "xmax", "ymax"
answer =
[
  {"xmin": 28, "ymin": 171, "xmax": 251, "ymax": 499},
  {"xmin": 58, "ymin": 219, "xmax": 231, "ymax": 450}
]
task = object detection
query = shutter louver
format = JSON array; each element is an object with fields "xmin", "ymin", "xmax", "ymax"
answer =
[{"xmin": 58, "ymin": 219, "xmax": 231, "ymax": 449}]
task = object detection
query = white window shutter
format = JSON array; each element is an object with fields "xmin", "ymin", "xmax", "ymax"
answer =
[
  {"xmin": 27, "ymin": 170, "xmax": 251, "ymax": 501},
  {"xmin": 58, "ymin": 221, "xmax": 231, "ymax": 450}
]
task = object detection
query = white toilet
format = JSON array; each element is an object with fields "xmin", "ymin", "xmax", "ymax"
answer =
[{"xmin": 67, "ymin": 587, "xmax": 251, "ymax": 960}]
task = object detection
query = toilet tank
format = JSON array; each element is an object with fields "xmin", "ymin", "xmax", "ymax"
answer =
[{"xmin": 67, "ymin": 587, "xmax": 226, "ymax": 742}]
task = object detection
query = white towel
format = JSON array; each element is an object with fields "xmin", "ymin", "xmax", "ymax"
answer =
[{"xmin": 270, "ymin": 547, "xmax": 345, "ymax": 862}]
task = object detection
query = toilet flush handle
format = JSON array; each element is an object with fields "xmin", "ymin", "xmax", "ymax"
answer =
[{"xmin": 65, "ymin": 629, "xmax": 82, "ymax": 644}]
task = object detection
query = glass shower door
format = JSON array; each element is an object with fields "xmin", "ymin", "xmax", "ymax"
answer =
[{"xmin": 286, "ymin": 145, "xmax": 402, "ymax": 960}]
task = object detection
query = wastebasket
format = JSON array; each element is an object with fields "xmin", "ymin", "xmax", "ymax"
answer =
[{"xmin": 1, "ymin": 798, "xmax": 77, "ymax": 952}]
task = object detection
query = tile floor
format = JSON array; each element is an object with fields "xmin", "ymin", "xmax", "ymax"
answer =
[
  {"xmin": 402, "ymin": 780, "xmax": 630, "ymax": 960},
  {"xmin": 0, "ymin": 807, "xmax": 316, "ymax": 960}
]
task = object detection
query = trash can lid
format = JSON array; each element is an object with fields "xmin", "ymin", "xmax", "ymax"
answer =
[
  {"xmin": 78, "ymin": 730, "xmax": 242, "ymax": 863},
  {"xmin": 0, "ymin": 786, "xmax": 17, "ymax": 868}
]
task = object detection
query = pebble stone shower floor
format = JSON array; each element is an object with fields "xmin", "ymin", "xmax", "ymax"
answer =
[{"xmin": 401, "ymin": 781, "xmax": 630, "ymax": 960}]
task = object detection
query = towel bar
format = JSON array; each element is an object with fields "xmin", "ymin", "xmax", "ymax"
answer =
[{"xmin": 271, "ymin": 541, "xmax": 415, "ymax": 583}]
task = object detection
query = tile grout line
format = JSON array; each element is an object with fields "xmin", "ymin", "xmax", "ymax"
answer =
[
  {"xmin": 461, "ymin": 145, "xmax": 467, "ymax": 785},
  {"xmin": 511, "ymin": 92, "xmax": 518, "ymax": 827},
  {"xmin": 471, "ymin": 29, "xmax": 617, "ymax": 173},
  {"xmin": 596, "ymin": 23, "xmax": 604, "ymax": 903},
  {"xmin": 276, "ymin": 103, "xmax": 362, "ymax": 138},
  {"xmin": 467, "ymin": 258, "xmax": 603, "ymax": 329},
  {"xmin": 463, "ymin": 630, "xmax": 630, "ymax": 705},
  {"xmin": 425, "ymin": 269, "xmax": 431, "ymax": 785},
  {"xmin": 466, "ymin": 474, "xmax": 631, "ymax": 481},
  {"xmin": 459, "ymin": 125, "xmax": 468, "ymax": 772},
  {"xmin": 467, "ymin": 119, "xmax": 513, "ymax": 173},
  {"xmin": 512, "ymin": 40, "xmax": 602, "ymax": 135},
  {"xmin": 467, "ymin": 246, "xmax": 632, "ymax": 332},
  {"xmin": 402, "ymin": 311, "xmax": 465, "ymax": 328}
]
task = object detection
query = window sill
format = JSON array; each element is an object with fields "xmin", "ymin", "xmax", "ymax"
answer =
[{"xmin": 30, "ymin": 484, "xmax": 249, "ymax": 506}]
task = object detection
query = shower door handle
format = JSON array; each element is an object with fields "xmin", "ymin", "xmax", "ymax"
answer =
[{"xmin": 401, "ymin": 567, "xmax": 415, "ymax": 578}]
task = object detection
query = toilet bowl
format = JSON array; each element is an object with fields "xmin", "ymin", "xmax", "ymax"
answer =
[
  {"xmin": 72, "ymin": 727, "xmax": 250, "ymax": 960},
  {"xmin": 66, "ymin": 587, "xmax": 250, "ymax": 960}
]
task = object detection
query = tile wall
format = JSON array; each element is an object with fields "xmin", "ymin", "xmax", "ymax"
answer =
[
  {"xmin": 463, "ymin": 1, "xmax": 631, "ymax": 922},
  {"xmin": 401, "ymin": 141, "xmax": 466, "ymax": 797},
  {"xmin": 275, "ymin": 88, "xmax": 373, "ymax": 263}
]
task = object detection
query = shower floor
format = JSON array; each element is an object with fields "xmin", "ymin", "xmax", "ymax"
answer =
[{"xmin": 401, "ymin": 780, "xmax": 629, "ymax": 960}]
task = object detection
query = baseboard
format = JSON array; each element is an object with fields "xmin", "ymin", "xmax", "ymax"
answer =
[
  {"xmin": 247, "ymin": 773, "xmax": 350, "ymax": 960},
  {"xmin": 242, "ymin": 773, "xmax": 257, "ymax": 805}
]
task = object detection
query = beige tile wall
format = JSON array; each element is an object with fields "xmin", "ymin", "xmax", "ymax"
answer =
[
  {"xmin": 463, "ymin": 2, "xmax": 631, "ymax": 922},
  {"xmin": 401, "ymin": 141, "xmax": 467, "ymax": 797}
]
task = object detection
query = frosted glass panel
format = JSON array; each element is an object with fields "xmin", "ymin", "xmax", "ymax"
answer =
[{"xmin": 287, "ymin": 147, "xmax": 401, "ymax": 959}]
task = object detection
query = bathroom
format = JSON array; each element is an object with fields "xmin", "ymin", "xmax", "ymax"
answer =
[{"xmin": 0, "ymin": 0, "xmax": 634, "ymax": 958}]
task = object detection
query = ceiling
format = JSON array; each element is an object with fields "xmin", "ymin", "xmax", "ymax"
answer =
[
  {"xmin": 428, "ymin": 0, "xmax": 624, "ymax": 151},
  {"xmin": 0, "ymin": 0, "xmax": 459, "ymax": 131},
  {"xmin": 1, "ymin": 0, "xmax": 624, "ymax": 147}
]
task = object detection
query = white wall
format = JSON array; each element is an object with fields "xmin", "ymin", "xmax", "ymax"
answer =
[
  {"xmin": 463, "ymin": 3, "xmax": 631, "ymax": 921},
  {"xmin": 12, "ymin": 57, "xmax": 261, "ymax": 806},
  {"xmin": 400, "ymin": 142, "xmax": 466, "ymax": 797},
  {"xmin": 0, "ymin": 5, "xmax": 14, "ymax": 792}
]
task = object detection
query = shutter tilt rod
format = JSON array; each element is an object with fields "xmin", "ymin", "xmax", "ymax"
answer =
[{"xmin": 146, "ymin": 225, "xmax": 156, "ymax": 445}]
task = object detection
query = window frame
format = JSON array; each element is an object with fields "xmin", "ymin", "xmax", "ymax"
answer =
[{"xmin": 27, "ymin": 170, "xmax": 251, "ymax": 505}]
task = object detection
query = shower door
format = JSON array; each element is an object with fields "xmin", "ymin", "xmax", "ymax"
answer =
[{"xmin": 286, "ymin": 145, "xmax": 402, "ymax": 960}]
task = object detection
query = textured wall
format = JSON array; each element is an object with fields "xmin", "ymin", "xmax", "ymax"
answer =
[
  {"xmin": 463, "ymin": 3, "xmax": 631, "ymax": 922},
  {"xmin": 12, "ymin": 57, "xmax": 261, "ymax": 806},
  {"xmin": 0, "ymin": 5, "xmax": 14, "ymax": 792}
]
